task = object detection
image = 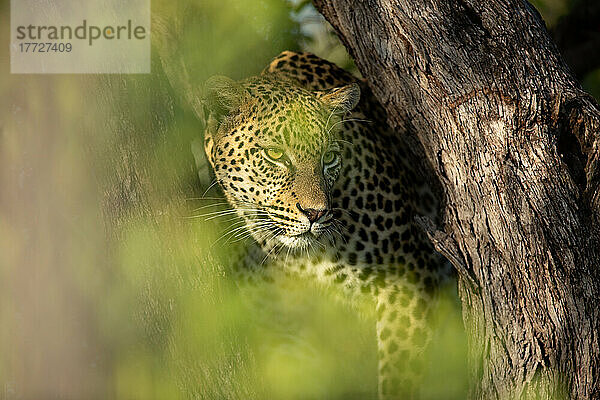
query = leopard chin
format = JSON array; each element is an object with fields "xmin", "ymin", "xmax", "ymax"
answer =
[{"xmin": 277, "ymin": 232, "xmax": 320, "ymax": 250}]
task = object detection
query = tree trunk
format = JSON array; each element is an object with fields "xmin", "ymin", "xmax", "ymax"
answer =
[{"xmin": 312, "ymin": 0, "xmax": 600, "ymax": 398}]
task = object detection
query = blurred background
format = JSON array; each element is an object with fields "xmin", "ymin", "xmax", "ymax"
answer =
[{"xmin": 0, "ymin": 0, "xmax": 598, "ymax": 399}]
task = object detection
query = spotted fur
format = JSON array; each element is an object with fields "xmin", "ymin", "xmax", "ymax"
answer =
[{"xmin": 203, "ymin": 51, "xmax": 451, "ymax": 399}]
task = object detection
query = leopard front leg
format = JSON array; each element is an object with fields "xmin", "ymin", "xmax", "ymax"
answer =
[{"xmin": 376, "ymin": 284, "xmax": 433, "ymax": 399}]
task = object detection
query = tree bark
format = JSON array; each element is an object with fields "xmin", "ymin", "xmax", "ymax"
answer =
[{"xmin": 312, "ymin": 0, "xmax": 600, "ymax": 399}]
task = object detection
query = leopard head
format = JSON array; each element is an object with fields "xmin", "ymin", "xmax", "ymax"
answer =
[{"xmin": 203, "ymin": 74, "xmax": 359, "ymax": 250}]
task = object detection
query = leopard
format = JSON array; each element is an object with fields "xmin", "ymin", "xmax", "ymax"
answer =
[{"xmin": 201, "ymin": 51, "xmax": 452, "ymax": 399}]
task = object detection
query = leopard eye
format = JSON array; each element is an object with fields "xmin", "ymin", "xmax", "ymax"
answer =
[
  {"xmin": 323, "ymin": 151, "xmax": 337, "ymax": 165},
  {"xmin": 266, "ymin": 147, "xmax": 284, "ymax": 161}
]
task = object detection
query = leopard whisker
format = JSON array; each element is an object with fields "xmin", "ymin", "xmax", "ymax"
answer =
[
  {"xmin": 232, "ymin": 222, "xmax": 278, "ymax": 244},
  {"xmin": 185, "ymin": 196, "xmax": 226, "ymax": 201},
  {"xmin": 211, "ymin": 218, "xmax": 269, "ymax": 247},
  {"xmin": 201, "ymin": 178, "xmax": 220, "ymax": 198},
  {"xmin": 231, "ymin": 221, "xmax": 274, "ymax": 240},
  {"xmin": 313, "ymin": 236, "xmax": 326, "ymax": 249},
  {"xmin": 324, "ymin": 230, "xmax": 337, "ymax": 246},
  {"xmin": 324, "ymin": 102, "xmax": 341, "ymax": 142},
  {"xmin": 327, "ymin": 117, "xmax": 372, "ymax": 136},
  {"xmin": 330, "ymin": 224, "xmax": 348, "ymax": 245},
  {"xmin": 190, "ymin": 202, "xmax": 232, "ymax": 212},
  {"xmin": 222, "ymin": 220, "xmax": 270, "ymax": 240},
  {"xmin": 331, "ymin": 207, "xmax": 358, "ymax": 218},
  {"xmin": 192, "ymin": 208, "xmax": 267, "ymax": 220},
  {"xmin": 261, "ymin": 227, "xmax": 283, "ymax": 245},
  {"xmin": 284, "ymin": 243, "xmax": 293, "ymax": 267},
  {"xmin": 260, "ymin": 232, "xmax": 285, "ymax": 266}
]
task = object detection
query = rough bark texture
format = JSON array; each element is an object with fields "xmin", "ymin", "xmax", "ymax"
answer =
[{"xmin": 312, "ymin": 0, "xmax": 600, "ymax": 399}]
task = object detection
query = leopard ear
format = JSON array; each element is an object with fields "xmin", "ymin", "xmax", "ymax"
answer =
[
  {"xmin": 204, "ymin": 75, "xmax": 247, "ymax": 122},
  {"xmin": 316, "ymin": 83, "xmax": 360, "ymax": 114}
]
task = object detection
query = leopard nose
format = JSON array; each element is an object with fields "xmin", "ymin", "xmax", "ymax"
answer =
[{"xmin": 297, "ymin": 203, "xmax": 328, "ymax": 223}]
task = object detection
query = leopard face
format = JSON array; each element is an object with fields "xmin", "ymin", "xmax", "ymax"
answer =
[{"xmin": 204, "ymin": 75, "xmax": 359, "ymax": 250}]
